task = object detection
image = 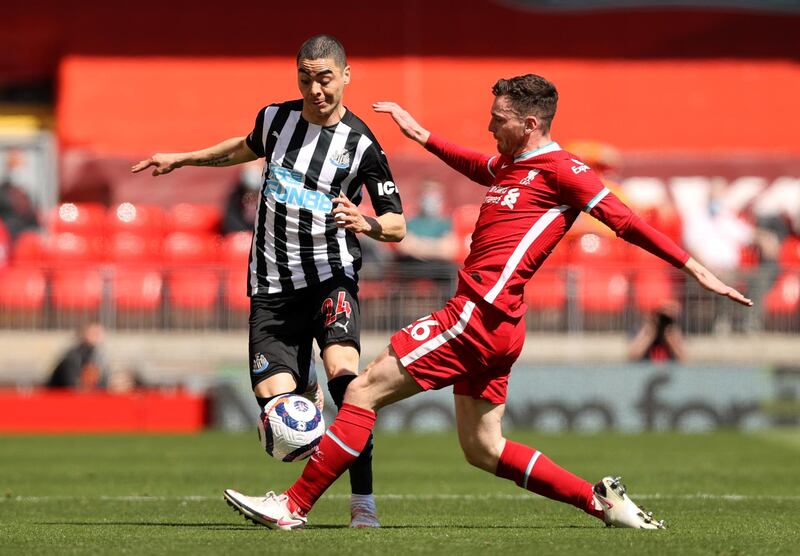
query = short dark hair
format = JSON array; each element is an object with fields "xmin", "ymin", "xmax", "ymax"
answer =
[
  {"xmin": 492, "ymin": 74, "xmax": 558, "ymax": 133},
  {"xmin": 296, "ymin": 35, "xmax": 347, "ymax": 69}
]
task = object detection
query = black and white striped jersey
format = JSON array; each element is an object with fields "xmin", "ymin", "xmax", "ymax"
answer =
[{"xmin": 244, "ymin": 100, "xmax": 403, "ymax": 296}]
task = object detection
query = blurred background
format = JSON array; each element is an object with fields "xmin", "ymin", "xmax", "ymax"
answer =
[{"xmin": 0, "ymin": 0, "xmax": 798, "ymax": 433}]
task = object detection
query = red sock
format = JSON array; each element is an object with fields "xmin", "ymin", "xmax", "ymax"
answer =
[
  {"xmin": 285, "ymin": 403, "xmax": 376, "ymax": 513},
  {"xmin": 495, "ymin": 440, "xmax": 602, "ymax": 520}
]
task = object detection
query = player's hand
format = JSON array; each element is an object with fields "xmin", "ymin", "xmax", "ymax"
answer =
[
  {"xmin": 682, "ymin": 257, "xmax": 753, "ymax": 307},
  {"xmin": 372, "ymin": 102, "xmax": 431, "ymax": 145},
  {"xmin": 332, "ymin": 193, "xmax": 371, "ymax": 234},
  {"xmin": 131, "ymin": 153, "xmax": 184, "ymax": 176}
]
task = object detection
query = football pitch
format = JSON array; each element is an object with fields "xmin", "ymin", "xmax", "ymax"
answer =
[{"xmin": 2, "ymin": 431, "xmax": 799, "ymax": 555}]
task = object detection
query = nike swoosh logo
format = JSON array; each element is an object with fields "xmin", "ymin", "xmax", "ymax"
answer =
[
  {"xmin": 501, "ymin": 163, "xmax": 510, "ymax": 169},
  {"xmin": 277, "ymin": 517, "xmax": 302, "ymax": 527}
]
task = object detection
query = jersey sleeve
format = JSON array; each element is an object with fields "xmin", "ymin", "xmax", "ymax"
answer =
[
  {"xmin": 557, "ymin": 159, "xmax": 690, "ymax": 268},
  {"xmin": 360, "ymin": 141, "xmax": 403, "ymax": 216},
  {"xmin": 424, "ymin": 133, "xmax": 495, "ymax": 187},
  {"xmin": 244, "ymin": 107, "xmax": 267, "ymax": 158}
]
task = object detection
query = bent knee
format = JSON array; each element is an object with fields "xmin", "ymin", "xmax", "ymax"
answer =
[
  {"xmin": 341, "ymin": 374, "xmax": 370, "ymax": 404},
  {"xmin": 460, "ymin": 438, "xmax": 504, "ymax": 472}
]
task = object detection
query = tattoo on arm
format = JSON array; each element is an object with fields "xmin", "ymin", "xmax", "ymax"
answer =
[{"xmin": 196, "ymin": 154, "xmax": 233, "ymax": 167}]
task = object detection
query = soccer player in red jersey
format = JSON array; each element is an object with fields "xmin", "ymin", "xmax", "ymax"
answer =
[{"xmin": 223, "ymin": 74, "xmax": 752, "ymax": 530}]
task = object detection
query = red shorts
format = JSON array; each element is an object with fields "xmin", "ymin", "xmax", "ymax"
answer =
[{"xmin": 389, "ymin": 294, "xmax": 525, "ymax": 404}]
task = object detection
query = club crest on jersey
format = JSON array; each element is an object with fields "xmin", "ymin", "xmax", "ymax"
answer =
[
  {"xmin": 264, "ymin": 165, "xmax": 334, "ymax": 213},
  {"xmin": 329, "ymin": 149, "xmax": 351, "ymax": 169},
  {"xmin": 252, "ymin": 353, "xmax": 269, "ymax": 374},
  {"xmin": 520, "ymin": 170, "xmax": 540, "ymax": 185},
  {"xmin": 571, "ymin": 159, "xmax": 590, "ymax": 174}
]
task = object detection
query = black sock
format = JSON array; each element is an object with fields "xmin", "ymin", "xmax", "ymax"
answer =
[{"xmin": 328, "ymin": 374, "xmax": 374, "ymax": 496}]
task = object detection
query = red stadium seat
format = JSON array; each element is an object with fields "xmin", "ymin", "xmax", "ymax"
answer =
[
  {"xmin": 108, "ymin": 203, "xmax": 166, "ymax": 237},
  {"xmin": 524, "ymin": 270, "xmax": 566, "ymax": 310},
  {"xmin": 107, "ymin": 232, "xmax": 163, "ymax": 266},
  {"xmin": 633, "ymin": 270, "xmax": 676, "ymax": 311},
  {"xmin": 223, "ymin": 269, "xmax": 250, "ymax": 311},
  {"xmin": 11, "ymin": 231, "xmax": 46, "ymax": 266},
  {"xmin": 47, "ymin": 202, "xmax": 107, "ymax": 235},
  {"xmin": 51, "ymin": 268, "xmax": 104, "ymax": 309},
  {"xmin": 0, "ymin": 267, "xmax": 46, "ymax": 309},
  {"xmin": 578, "ymin": 268, "xmax": 630, "ymax": 313},
  {"xmin": 112, "ymin": 268, "xmax": 163, "ymax": 310},
  {"xmin": 357, "ymin": 279, "xmax": 385, "ymax": 300},
  {"xmin": 779, "ymin": 236, "xmax": 800, "ymax": 269},
  {"xmin": 764, "ymin": 272, "xmax": 800, "ymax": 315},
  {"xmin": 45, "ymin": 232, "xmax": 106, "ymax": 266},
  {"xmin": 568, "ymin": 233, "xmax": 630, "ymax": 268},
  {"xmin": 162, "ymin": 232, "xmax": 219, "ymax": 267},
  {"xmin": 167, "ymin": 269, "xmax": 220, "ymax": 309},
  {"xmin": 221, "ymin": 231, "xmax": 253, "ymax": 269},
  {"xmin": 167, "ymin": 203, "xmax": 222, "ymax": 235}
]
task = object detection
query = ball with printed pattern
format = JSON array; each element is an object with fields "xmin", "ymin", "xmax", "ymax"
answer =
[{"xmin": 258, "ymin": 394, "xmax": 325, "ymax": 462}]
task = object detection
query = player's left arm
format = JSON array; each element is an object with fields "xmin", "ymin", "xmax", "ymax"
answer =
[
  {"xmin": 558, "ymin": 162, "xmax": 752, "ymax": 307},
  {"xmin": 332, "ymin": 141, "xmax": 406, "ymax": 242}
]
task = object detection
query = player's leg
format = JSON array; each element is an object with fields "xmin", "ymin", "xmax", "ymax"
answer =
[
  {"xmin": 322, "ymin": 342, "xmax": 380, "ymax": 527},
  {"xmin": 226, "ymin": 293, "xmax": 327, "ymax": 528},
  {"xmin": 314, "ymin": 277, "xmax": 380, "ymax": 527},
  {"xmin": 248, "ymin": 294, "xmax": 306, "ymax": 408},
  {"xmin": 449, "ymin": 312, "xmax": 606, "ymax": 525},
  {"xmin": 453, "ymin": 359, "xmax": 665, "ymax": 528},
  {"xmin": 224, "ymin": 345, "xmax": 420, "ymax": 530},
  {"xmin": 282, "ymin": 345, "xmax": 423, "ymax": 517},
  {"xmin": 227, "ymin": 296, "xmax": 469, "ymax": 528},
  {"xmin": 453, "ymin": 393, "xmax": 602, "ymax": 519}
]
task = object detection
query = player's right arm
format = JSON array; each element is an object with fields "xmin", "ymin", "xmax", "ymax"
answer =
[
  {"xmin": 373, "ymin": 102, "xmax": 495, "ymax": 186},
  {"xmin": 131, "ymin": 137, "xmax": 257, "ymax": 176}
]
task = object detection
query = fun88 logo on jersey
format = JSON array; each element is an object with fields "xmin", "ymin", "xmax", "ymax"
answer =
[{"xmin": 265, "ymin": 166, "xmax": 334, "ymax": 213}]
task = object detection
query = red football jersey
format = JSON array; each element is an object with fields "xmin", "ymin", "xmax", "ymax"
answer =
[{"xmin": 425, "ymin": 134, "xmax": 689, "ymax": 317}]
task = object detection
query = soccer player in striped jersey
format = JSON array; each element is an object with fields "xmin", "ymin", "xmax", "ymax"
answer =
[
  {"xmin": 132, "ymin": 35, "xmax": 405, "ymax": 528},
  {"xmin": 222, "ymin": 73, "xmax": 754, "ymax": 530}
]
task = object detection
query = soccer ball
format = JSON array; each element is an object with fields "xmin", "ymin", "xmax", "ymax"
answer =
[{"xmin": 257, "ymin": 394, "xmax": 325, "ymax": 462}]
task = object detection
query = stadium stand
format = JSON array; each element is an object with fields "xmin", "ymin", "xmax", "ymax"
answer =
[
  {"xmin": 47, "ymin": 202, "xmax": 106, "ymax": 236},
  {"xmin": 167, "ymin": 203, "xmax": 222, "ymax": 235},
  {"xmin": 108, "ymin": 202, "xmax": 166, "ymax": 236}
]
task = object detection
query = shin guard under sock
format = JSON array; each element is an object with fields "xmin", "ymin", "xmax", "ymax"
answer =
[
  {"xmin": 285, "ymin": 403, "xmax": 376, "ymax": 513},
  {"xmin": 328, "ymin": 374, "xmax": 374, "ymax": 495},
  {"xmin": 495, "ymin": 440, "xmax": 601, "ymax": 519}
]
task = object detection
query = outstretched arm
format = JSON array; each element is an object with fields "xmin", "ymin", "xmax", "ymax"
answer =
[
  {"xmin": 131, "ymin": 136, "xmax": 258, "ymax": 176},
  {"xmin": 373, "ymin": 102, "xmax": 495, "ymax": 186},
  {"xmin": 556, "ymin": 162, "xmax": 752, "ymax": 307}
]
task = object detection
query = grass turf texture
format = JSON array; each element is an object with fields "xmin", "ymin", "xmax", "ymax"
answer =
[{"xmin": 2, "ymin": 431, "xmax": 799, "ymax": 555}]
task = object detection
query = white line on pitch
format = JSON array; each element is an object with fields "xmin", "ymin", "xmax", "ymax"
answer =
[{"xmin": 2, "ymin": 493, "xmax": 800, "ymax": 502}]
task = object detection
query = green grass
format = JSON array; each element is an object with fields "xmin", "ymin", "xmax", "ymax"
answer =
[{"xmin": 2, "ymin": 431, "xmax": 799, "ymax": 555}]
